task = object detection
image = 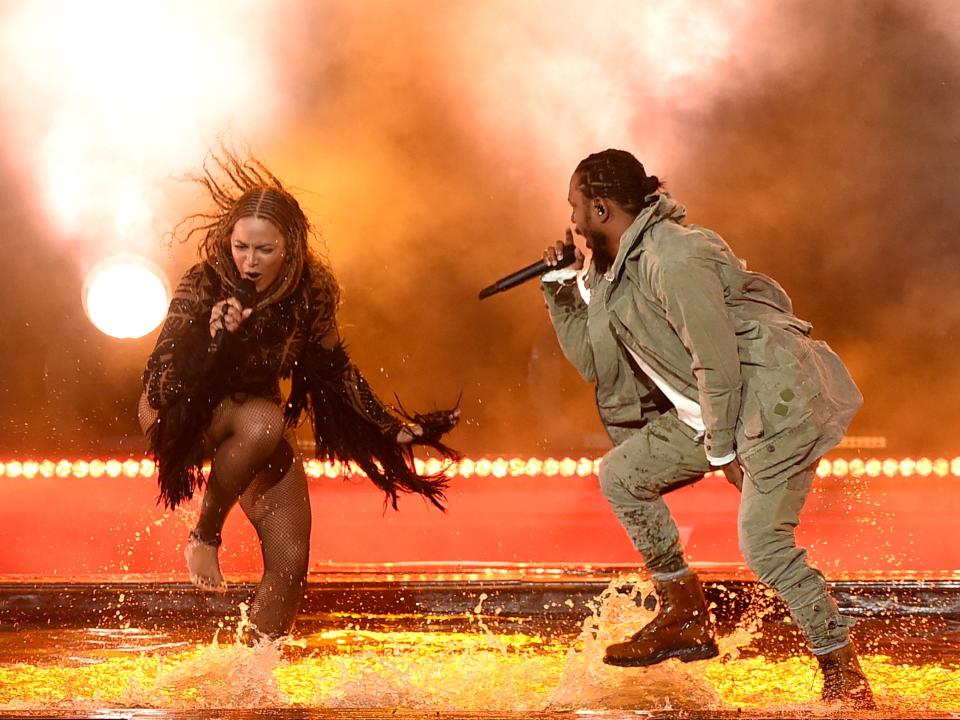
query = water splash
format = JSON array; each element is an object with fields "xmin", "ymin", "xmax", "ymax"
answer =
[
  {"xmin": 1, "ymin": 579, "xmax": 959, "ymax": 712},
  {"xmin": 548, "ymin": 574, "xmax": 721, "ymax": 710},
  {"xmin": 123, "ymin": 604, "xmax": 287, "ymax": 708}
]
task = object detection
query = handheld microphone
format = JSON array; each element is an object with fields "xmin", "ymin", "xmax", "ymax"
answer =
[
  {"xmin": 208, "ymin": 278, "xmax": 258, "ymax": 354},
  {"xmin": 478, "ymin": 244, "xmax": 577, "ymax": 300}
]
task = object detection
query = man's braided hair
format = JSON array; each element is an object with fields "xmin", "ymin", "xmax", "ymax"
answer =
[
  {"xmin": 574, "ymin": 149, "xmax": 662, "ymax": 213},
  {"xmin": 173, "ymin": 147, "xmax": 338, "ymax": 309}
]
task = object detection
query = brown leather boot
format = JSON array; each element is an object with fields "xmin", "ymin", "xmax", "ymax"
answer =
[
  {"xmin": 603, "ymin": 573, "xmax": 719, "ymax": 667},
  {"xmin": 817, "ymin": 642, "xmax": 876, "ymax": 709}
]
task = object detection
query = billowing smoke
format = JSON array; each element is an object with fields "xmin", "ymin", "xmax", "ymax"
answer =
[
  {"xmin": 0, "ymin": 0, "xmax": 957, "ymax": 455},
  {"xmin": 0, "ymin": 1, "xmax": 292, "ymax": 266}
]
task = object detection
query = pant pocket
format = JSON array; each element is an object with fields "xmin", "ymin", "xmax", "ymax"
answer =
[{"xmin": 741, "ymin": 421, "xmax": 819, "ymax": 494}]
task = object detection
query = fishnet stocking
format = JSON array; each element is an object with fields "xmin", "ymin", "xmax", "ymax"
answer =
[
  {"xmin": 200, "ymin": 397, "xmax": 310, "ymax": 638},
  {"xmin": 142, "ymin": 391, "xmax": 312, "ymax": 638},
  {"xmin": 238, "ymin": 439, "xmax": 311, "ymax": 638},
  {"xmin": 138, "ymin": 391, "xmax": 158, "ymax": 435},
  {"xmin": 195, "ymin": 397, "xmax": 286, "ymax": 543}
]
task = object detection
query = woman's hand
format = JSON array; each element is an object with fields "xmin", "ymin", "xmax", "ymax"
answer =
[
  {"xmin": 396, "ymin": 424, "xmax": 424, "ymax": 444},
  {"xmin": 209, "ymin": 298, "xmax": 253, "ymax": 338},
  {"xmin": 396, "ymin": 408, "xmax": 461, "ymax": 444},
  {"xmin": 542, "ymin": 228, "xmax": 586, "ymax": 271}
]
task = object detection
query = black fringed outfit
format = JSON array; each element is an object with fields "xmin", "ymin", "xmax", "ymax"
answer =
[{"xmin": 142, "ymin": 261, "xmax": 456, "ymax": 511}]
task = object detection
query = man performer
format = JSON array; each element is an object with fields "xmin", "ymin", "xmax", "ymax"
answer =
[
  {"xmin": 540, "ymin": 148, "xmax": 873, "ymax": 709},
  {"xmin": 541, "ymin": 228, "xmax": 676, "ymax": 448}
]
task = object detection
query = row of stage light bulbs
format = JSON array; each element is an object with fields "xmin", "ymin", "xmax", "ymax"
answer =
[{"xmin": 1, "ymin": 456, "xmax": 959, "ymax": 480}]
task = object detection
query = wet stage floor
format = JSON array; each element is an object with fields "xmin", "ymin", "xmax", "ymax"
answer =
[{"xmin": 0, "ymin": 566, "xmax": 958, "ymax": 719}]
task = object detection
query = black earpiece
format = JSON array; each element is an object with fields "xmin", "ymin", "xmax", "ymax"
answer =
[{"xmin": 596, "ymin": 205, "xmax": 605, "ymax": 216}]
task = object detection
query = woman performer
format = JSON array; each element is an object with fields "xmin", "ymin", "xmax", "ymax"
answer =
[{"xmin": 138, "ymin": 150, "xmax": 459, "ymax": 640}]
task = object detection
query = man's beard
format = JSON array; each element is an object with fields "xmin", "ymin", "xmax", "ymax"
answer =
[{"xmin": 586, "ymin": 230, "xmax": 614, "ymax": 274}]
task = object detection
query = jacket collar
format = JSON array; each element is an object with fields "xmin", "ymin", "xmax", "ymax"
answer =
[{"xmin": 608, "ymin": 193, "xmax": 687, "ymax": 281}]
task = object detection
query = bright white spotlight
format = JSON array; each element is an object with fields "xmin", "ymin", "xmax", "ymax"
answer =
[{"xmin": 83, "ymin": 255, "xmax": 171, "ymax": 339}]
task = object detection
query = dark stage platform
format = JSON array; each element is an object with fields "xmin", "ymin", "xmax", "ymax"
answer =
[{"xmin": 1, "ymin": 567, "xmax": 958, "ymax": 718}]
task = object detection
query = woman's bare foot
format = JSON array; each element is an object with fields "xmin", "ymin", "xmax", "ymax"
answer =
[{"xmin": 184, "ymin": 530, "xmax": 227, "ymax": 592}]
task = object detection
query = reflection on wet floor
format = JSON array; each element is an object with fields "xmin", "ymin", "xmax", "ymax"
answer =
[{"xmin": 1, "ymin": 575, "xmax": 959, "ymax": 717}]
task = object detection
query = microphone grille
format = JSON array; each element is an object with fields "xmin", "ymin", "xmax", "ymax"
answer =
[{"xmin": 236, "ymin": 278, "xmax": 258, "ymax": 307}]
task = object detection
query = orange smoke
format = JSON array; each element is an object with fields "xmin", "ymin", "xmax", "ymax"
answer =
[
  {"xmin": 0, "ymin": 1, "xmax": 958, "ymax": 455},
  {"xmin": 0, "ymin": 0, "xmax": 288, "ymax": 267}
]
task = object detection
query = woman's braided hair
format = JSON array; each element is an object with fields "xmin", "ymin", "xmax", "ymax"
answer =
[
  {"xmin": 174, "ymin": 147, "xmax": 338, "ymax": 309},
  {"xmin": 574, "ymin": 149, "xmax": 662, "ymax": 213}
]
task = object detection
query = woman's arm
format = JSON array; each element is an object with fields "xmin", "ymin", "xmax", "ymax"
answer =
[
  {"xmin": 542, "ymin": 273, "xmax": 597, "ymax": 382},
  {"xmin": 142, "ymin": 263, "xmax": 214, "ymax": 411},
  {"xmin": 310, "ymin": 327, "xmax": 407, "ymax": 439},
  {"xmin": 284, "ymin": 273, "xmax": 459, "ymax": 510}
]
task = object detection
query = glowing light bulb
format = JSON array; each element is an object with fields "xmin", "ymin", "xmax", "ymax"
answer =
[{"xmin": 83, "ymin": 255, "xmax": 170, "ymax": 339}]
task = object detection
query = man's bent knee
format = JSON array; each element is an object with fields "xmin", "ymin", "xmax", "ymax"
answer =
[
  {"xmin": 599, "ymin": 451, "xmax": 658, "ymax": 504},
  {"xmin": 598, "ymin": 458, "xmax": 626, "ymax": 504},
  {"xmin": 738, "ymin": 527, "xmax": 796, "ymax": 584}
]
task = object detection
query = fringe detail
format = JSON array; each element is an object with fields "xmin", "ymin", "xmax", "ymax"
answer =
[
  {"xmin": 286, "ymin": 345, "xmax": 458, "ymax": 511},
  {"xmin": 147, "ymin": 331, "xmax": 224, "ymax": 509},
  {"xmin": 394, "ymin": 401, "xmax": 462, "ymax": 461},
  {"xmin": 147, "ymin": 395, "xmax": 212, "ymax": 509}
]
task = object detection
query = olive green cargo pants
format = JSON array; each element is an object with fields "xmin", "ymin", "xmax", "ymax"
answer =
[{"xmin": 599, "ymin": 409, "xmax": 852, "ymax": 654}]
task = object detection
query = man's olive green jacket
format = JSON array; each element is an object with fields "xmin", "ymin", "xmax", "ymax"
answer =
[
  {"xmin": 601, "ymin": 194, "xmax": 862, "ymax": 484},
  {"xmin": 542, "ymin": 266, "xmax": 666, "ymax": 441}
]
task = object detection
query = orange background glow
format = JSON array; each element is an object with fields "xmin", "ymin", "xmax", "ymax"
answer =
[{"xmin": 0, "ymin": 0, "xmax": 958, "ymax": 458}]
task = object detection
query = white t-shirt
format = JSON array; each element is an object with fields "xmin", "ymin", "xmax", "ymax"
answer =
[{"xmin": 543, "ymin": 266, "xmax": 735, "ymax": 466}]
